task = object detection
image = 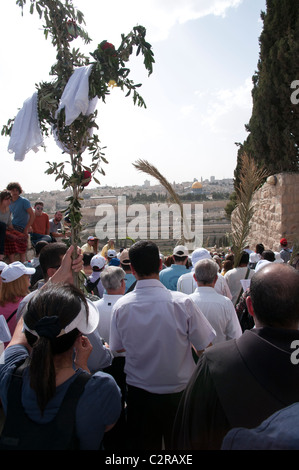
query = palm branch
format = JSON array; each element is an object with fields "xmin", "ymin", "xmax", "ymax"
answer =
[
  {"xmin": 231, "ymin": 153, "xmax": 268, "ymax": 267},
  {"xmin": 132, "ymin": 159, "xmax": 192, "ymax": 245}
]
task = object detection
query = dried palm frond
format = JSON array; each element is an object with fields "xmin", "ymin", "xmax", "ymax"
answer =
[
  {"xmin": 231, "ymin": 153, "xmax": 268, "ymax": 267},
  {"xmin": 132, "ymin": 159, "xmax": 192, "ymax": 245}
]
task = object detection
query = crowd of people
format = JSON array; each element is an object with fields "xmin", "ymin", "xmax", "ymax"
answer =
[{"xmin": 0, "ymin": 181, "xmax": 299, "ymax": 451}]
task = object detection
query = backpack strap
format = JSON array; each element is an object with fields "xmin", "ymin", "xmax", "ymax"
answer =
[
  {"xmin": 6, "ymin": 309, "xmax": 18, "ymax": 324},
  {"xmin": 126, "ymin": 280, "xmax": 137, "ymax": 293}
]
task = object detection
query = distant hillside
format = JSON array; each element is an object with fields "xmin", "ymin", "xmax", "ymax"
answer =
[{"xmin": 23, "ymin": 181, "xmax": 232, "ymax": 250}]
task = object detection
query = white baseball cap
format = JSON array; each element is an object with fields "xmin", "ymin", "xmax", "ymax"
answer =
[
  {"xmin": 90, "ymin": 254, "xmax": 106, "ymax": 269},
  {"xmin": 1, "ymin": 261, "xmax": 35, "ymax": 283},
  {"xmin": 173, "ymin": 245, "xmax": 189, "ymax": 257},
  {"xmin": 107, "ymin": 249, "xmax": 117, "ymax": 258},
  {"xmin": 191, "ymin": 248, "xmax": 211, "ymax": 266}
]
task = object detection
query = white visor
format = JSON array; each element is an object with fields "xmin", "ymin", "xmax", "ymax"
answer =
[{"xmin": 23, "ymin": 298, "xmax": 99, "ymax": 338}]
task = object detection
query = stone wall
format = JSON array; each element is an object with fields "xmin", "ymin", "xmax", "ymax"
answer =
[{"xmin": 246, "ymin": 172, "xmax": 299, "ymax": 252}]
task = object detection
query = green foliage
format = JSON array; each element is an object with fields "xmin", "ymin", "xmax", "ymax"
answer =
[
  {"xmin": 4, "ymin": 0, "xmax": 154, "ymax": 256},
  {"xmin": 88, "ymin": 27, "xmax": 155, "ymax": 107},
  {"xmin": 234, "ymin": 0, "xmax": 299, "ymax": 191}
]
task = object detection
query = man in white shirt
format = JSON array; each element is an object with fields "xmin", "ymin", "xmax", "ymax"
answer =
[
  {"xmin": 93, "ymin": 265, "xmax": 127, "ymax": 450},
  {"xmin": 109, "ymin": 240, "xmax": 216, "ymax": 450},
  {"xmin": 190, "ymin": 258, "xmax": 242, "ymax": 344},
  {"xmin": 94, "ymin": 266, "xmax": 126, "ymax": 344},
  {"xmin": 177, "ymin": 248, "xmax": 232, "ymax": 299},
  {"xmin": 224, "ymin": 251, "xmax": 254, "ymax": 306}
]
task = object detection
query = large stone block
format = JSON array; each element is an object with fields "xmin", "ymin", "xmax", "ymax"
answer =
[{"xmin": 232, "ymin": 172, "xmax": 299, "ymax": 252}]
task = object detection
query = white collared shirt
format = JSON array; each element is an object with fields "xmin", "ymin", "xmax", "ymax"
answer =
[
  {"xmin": 94, "ymin": 294, "xmax": 123, "ymax": 344},
  {"xmin": 224, "ymin": 267, "xmax": 254, "ymax": 305},
  {"xmin": 177, "ymin": 270, "xmax": 232, "ymax": 299},
  {"xmin": 109, "ymin": 279, "xmax": 216, "ymax": 393},
  {"xmin": 190, "ymin": 287, "xmax": 242, "ymax": 344}
]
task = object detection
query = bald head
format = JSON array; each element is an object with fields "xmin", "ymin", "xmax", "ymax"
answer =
[{"xmin": 249, "ymin": 263, "xmax": 299, "ymax": 328}]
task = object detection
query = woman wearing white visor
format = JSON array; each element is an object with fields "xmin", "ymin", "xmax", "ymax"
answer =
[{"xmin": 0, "ymin": 247, "xmax": 121, "ymax": 450}]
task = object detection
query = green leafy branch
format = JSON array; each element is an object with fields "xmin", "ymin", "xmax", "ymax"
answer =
[{"xmin": 3, "ymin": 1, "xmax": 154, "ymax": 287}]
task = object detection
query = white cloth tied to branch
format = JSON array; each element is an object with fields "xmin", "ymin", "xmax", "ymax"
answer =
[
  {"xmin": 54, "ymin": 64, "xmax": 98, "ymax": 153},
  {"xmin": 56, "ymin": 64, "xmax": 98, "ymax": 125},
  {"xmin": 8, "ymin": 65, "xmax": 98, "ymax": 160},
  {"xmin": 8, "ymin": 91, "xmax": 44, "ymax": 161}
]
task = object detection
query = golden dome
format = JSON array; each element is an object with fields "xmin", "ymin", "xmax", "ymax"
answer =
[{"xmin": 192, "ymin": 181, "xmax": 202, "ymax": 189}]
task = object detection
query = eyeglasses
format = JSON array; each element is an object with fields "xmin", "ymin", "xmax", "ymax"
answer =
[{"xmin": 35, "ymin": 206, "xmax": 43, "ymax": 211}]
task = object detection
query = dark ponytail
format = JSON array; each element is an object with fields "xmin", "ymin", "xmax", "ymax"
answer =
[{"xmin": 24, "ymin": 283, "xmax": 86, "ymax": 414}]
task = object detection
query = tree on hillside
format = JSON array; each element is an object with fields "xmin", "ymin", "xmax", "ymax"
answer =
[{"xmin": 234, "ymin": 0, "xmax": 299, "ymax": 190}]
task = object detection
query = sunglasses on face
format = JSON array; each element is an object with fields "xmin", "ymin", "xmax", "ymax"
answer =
[{"xmin": 35, "ymin": 206, "xmax": 43, "ymax": 211}]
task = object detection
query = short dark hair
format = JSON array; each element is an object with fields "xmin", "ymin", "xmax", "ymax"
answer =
[
  {"xmin": 261, "ymin": 250, "xmax": 275, "ymax": 262},
  {"xmin": 7, "ymin": 182, "xmax": 23, "ymax": 194},
  {"xmin": 255, "ymin": 243, "xmax": 265, "ymax": 255},
  {"xmin": 34, "ymin": 241, "xmax": 49, "ymax": 256},
  {"xmin": 173, "ymin": 255, "xmax": 188, "ymax": 263},
  {"xmin": 129, "ymin": 240, "xmax": 160, "ymax": 277},
  {"xmin": 250, "ymin": 264, "xmax": 299, "ymax": 327},
  {"xmin": 39, "ymin": 242, "xmax": 68, "ymax": 279},
  {"xmin": 239, "ymin": 251, "xmax": 249, "ymax": 265}
]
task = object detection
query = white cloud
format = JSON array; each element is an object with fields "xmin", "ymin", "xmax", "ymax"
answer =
[
  {"xmin": 180, "ymin": 105, "xmax": 195, "ymax": 118},
  {"xmin": 200, "ymin": 77, "xmax": 253, "ymax": 133},
  {"xmin": 74, "ymin": 0, "xmax": 245, "ymax": 42},
  {"xmin": 0, "ymin": 0, "xmax": 266, "ymax": 192}
]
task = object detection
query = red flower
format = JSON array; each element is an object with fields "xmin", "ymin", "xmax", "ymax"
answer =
[
  {"xmin": 66, "ymin": 19, "xmax": 78, "ymax": 40},
  {"xmin": 102, "ymin": 42, "xmax": 115, "ymax": 51},
  {"xmin": 82, "ymin": 170, "xmax": 92, "ymax": 187}
]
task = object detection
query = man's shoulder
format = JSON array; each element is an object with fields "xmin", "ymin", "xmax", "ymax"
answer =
[
  {"xmin": 112, "ymin": 291, "xmax": 135, "ymax": 309},
  {"xmin": 169, "ymin": 289, "xmax": 198, "ymax": 307},
  {"xmin": 203, "ymin": 337, "xmax": 239, "ymax": 366},
  {"xmin": 159, "ymin": 266, "xmax": 172, "ymax": 276},
  {"xmin": 17, "ymin": 196, "xmax": 31, "ymax": 207},
  {"xmin": 93, "ymin": 297, "xmax": 105, "ymax": 309},
  {"xmin": 178, "ymin": 270, "xmax": 193, "ymax": 280},
  {"xmin": 224, "ymin": 268, "xmax": 237, "ymax": 278}
]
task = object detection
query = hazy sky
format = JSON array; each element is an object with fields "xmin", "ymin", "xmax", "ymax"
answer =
[{"xmin": 0, "ymin": 0, "xmax": 266, "ymax": 193}]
